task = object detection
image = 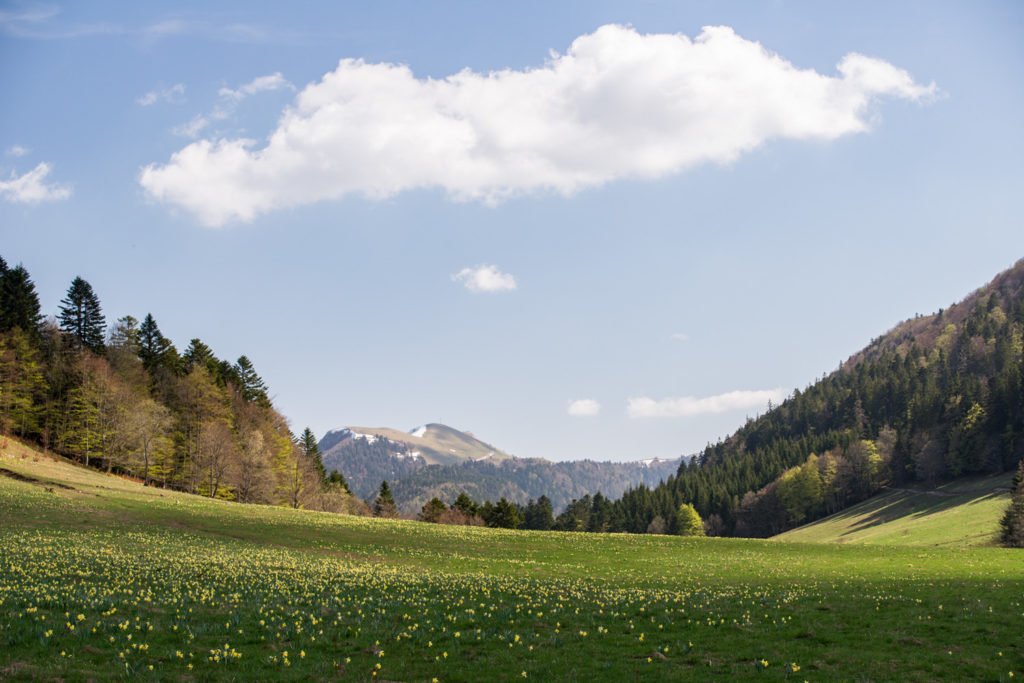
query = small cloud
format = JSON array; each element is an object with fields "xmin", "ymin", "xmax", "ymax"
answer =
[
  {"xmin": 170, "ymin": 74, "xmax": 291, "ymax": 139},
  {"xmin": 0, "ymin": 162, "xmax": 71, "ymax": 203},
  {"xmin": 452, "ymin": 265, "xmax": 517, "ymax": 292},
  {"xmin": 172, "ymin": 114, "xmax": 211, "ymax": 139},
  {"xmin": 138, "ymin": 83, "xmax": 185, "ymax": 107},
  {"xmin": 5, "ymin": 145, "xmax": 30, "ymax": 157},
  {"xmin": 627, "ymin": 388, "xmax": 785, "ymax": 418},
  {"xmin": 218, "ymin": 72, "xmax": 292, "ymax": 101},
  {"xmin": 671, "ymin": 332, "xmax": 689, "ymax": 342},
  {"xmin": 568, "ymin": 399, "xmax": 601, "ymax": 417}
]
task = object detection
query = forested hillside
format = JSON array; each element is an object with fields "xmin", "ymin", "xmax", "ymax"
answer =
[
  {"xmin": 608, "ymin": 259, "xmax": 1024, "ymax": 537},
  {"xmin": 0, "ymin": 256, "xmax": 360, "ymax": 514}
]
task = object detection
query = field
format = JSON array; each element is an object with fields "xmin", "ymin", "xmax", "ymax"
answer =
[
  {"xmin": 1, "ymin": 445, "xmax": 1022, "ymax": 681},
  {"xmin": 775, "ymin": 474, "xmax": 1013, "ymax": 547}
]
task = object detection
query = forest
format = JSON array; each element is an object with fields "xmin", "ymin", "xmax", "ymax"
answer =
[{"xmin": 0, "ymin": 256, "xmax": 361, "ymax": 515}]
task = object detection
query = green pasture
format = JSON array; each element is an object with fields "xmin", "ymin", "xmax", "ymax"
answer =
[
  {"xmin": 775, "ymin": 474, "xmax": 1013, "ymax": 547},
  {"xmin": 1, "ymin": 449, "xmax": 1021, "ymax": 681}
]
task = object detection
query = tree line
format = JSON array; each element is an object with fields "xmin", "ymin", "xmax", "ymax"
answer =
[{"xmin": 0, "ymin": 256, "xmax": 361, "ymax": 514}]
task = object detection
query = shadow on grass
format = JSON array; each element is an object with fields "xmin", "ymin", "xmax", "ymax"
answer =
[{"xmin": 838, "ymin": 489, "xmax": 1005, "ymax": 537}]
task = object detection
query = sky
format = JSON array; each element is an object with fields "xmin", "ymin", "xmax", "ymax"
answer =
[{"xmin": 2, "ymin": 1, "xmax": 1023, "ymax": 463}]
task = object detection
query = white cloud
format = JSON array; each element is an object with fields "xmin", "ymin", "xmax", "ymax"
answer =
[
  {"xmin": 173, "ymin": 114, "xmax": 212, "ymax": 139},
  {"xmin": 5, "ymin": 145, "xmax": 30, "ymax": 157},
  {"xmin": 171, "ymin": 74, "xmax": 292, "ymax": 139},
  {"xmin": 671, "ymin": 332, "xmax": 689, "ymax": 342},
  {"xmin": 452, "ymin": 265, "xmax": 517, "ymax": 292},
  {"xmin": 140, "ymin": 24, "xmax": 936, "ymax": 227},
  {"xmin": 568, "ymin": 399, "xmax": 601, "ymax": 417},
  {"xmin": 627, "ymin": 388, "xmax": 786, "ymax": 418},
  {"xmin": 218, "ymin": 72, "xmax": 292, "ymax": 101},
  {"xmin": 0, "ymin": 163, "xmax": 71, "ymax": 203},
  {"xmin": 138, "ymin": 83, "xmax": 185, "ymax": 106}
]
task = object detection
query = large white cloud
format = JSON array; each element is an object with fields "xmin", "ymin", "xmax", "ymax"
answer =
[
  {"xmin": 452, "ymin": 264, "xmax": 517, "ymax": 292},
  {"xmin": 140, "ymin": 24, "xmax": 935, "ymax": 226},
  {"xmin": 628, "ymin": 388, "xmax": 786, "ymax": 418},
  {"xmin": 0, "ymin": 162, "xmax": 71, "ymax": 203}
]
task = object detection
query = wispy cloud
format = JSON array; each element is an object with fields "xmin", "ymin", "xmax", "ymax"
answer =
[
  {"xmin": 671, "ymin": 332, "xmax": 689, "ymax": 342},
  {"xmin": 627, "ymin": 388, "xmax": 786, "ymax": 418},
  {"xmin": 140, "ymin": 23, "xmax": 936, "ymax": 226},
  {"xmin": 218, "ymin": 73, "xmax": 291, "ymax": 101},
  {"xmin": 452, "ymin": 265, "xmax": 517, "ymax": 293},
  {"xmin": 568, "ymin": 399, "xmax": 601, "ymax": 417},
  {"xmin": 5, "ymin": 145, "xmax": 30, "ymax": 157},
  {"xmin": 138, "ymin": 83, "xmax": 186, "ymax": 107},
  {"xmin": 172, "ymin": 73, "xmax": 293, "ymax": 139},
  {"xmin": 1, "ymin": 7, "xmax": 291, "ymax": 44},
  {"xmin": 0, "ymin": 162, "xmax": 71, "ymax": 203}
]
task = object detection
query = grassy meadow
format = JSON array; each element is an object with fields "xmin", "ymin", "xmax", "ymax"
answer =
[
  {"xmin": 1, "ymin": 443, "xmax": 1022, "ymax": 681},
  {"xmin": 776, "ymin": 474, "xmax": 1014, "ymax": 547}
]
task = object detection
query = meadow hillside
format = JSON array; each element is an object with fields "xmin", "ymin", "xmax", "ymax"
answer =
[
  {"xmin": 775, "ymin": 473, "xmax": 1013, "ymax": 546},
  {"xmin": 1, "ymin": 442, "xmax": 1021, "ymax": 681}
]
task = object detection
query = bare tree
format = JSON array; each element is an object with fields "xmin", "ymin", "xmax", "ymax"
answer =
[{"xmin": 198, "ymin": 419, "xmax": 237, "ymax": 498}]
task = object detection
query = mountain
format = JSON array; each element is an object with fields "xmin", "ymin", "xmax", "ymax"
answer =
[
  {"xmin": 610, "ymin": 258, "xmax": 1024, "ymax": 537},
  {"xmin": 319, "ymin": 423, "xmax": 682, "ymax": 511}
]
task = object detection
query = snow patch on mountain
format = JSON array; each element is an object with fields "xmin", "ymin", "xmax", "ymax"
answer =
[{"xmin": 409, "ymin": 425, "xmax": 428, "ymax": 438}]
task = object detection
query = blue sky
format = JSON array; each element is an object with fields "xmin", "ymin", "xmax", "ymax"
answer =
[{"xmin": 2, "ymin": 1, "xmax": 1022, "ymax": 462}]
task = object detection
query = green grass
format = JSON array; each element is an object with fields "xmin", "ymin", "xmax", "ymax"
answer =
[
  {"xmin": 1, "ymin": 446, "xmax": 1022, "ymax": 681},
  {"xmin": 775, "ymin": 474, "xmax": 1013, "ymax": 547}
]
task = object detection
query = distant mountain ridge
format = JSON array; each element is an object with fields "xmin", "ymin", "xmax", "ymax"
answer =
[{"xmin": 318, "ymin": 423, "xmax": 682, "ymax": 512}]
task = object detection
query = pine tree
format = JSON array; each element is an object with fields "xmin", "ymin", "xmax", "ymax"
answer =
[
  {"xmin": 233, "ymin": 355, "xmax": 269, "ymax": 405},
  {"xmin": 58, "ymin": 276, "xmax": 106, "ymax": 353},
  {"xmin": 0, "ymin": 263, "xmax": 43, "ymax": 336},
  {"xmin": 138, "ymin": 314, "xmax": 174, "ymax": 372},
  {"xmin": 999, "ymin": 461, "xmax": 1024, "ymax": 548},
  {"xmin": 298, "ymin": 427, "xmax": 326, "ymax": 481},
  {"xmin": 326, "ymin": 469, "xmax": 350, "ymax": 494},
  {"xmin": 373, "ymin": 480, "xmax": 398, "ymax": 517},
  {"xmin": 418, "ymin": 497, "xmax": 448, "ymax": 523}
]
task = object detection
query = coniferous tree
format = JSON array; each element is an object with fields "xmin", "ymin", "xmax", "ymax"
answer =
[
  {"xmin": 0, "ymin": 263, "xmax": 43, "ymax": 336},
  {"xmin": 453, "ymin": 491, "xmax": 478, "ymax": 516},
  {"xmin": 373, "ymin": 480, "xmax": 398, "ymax": 517},
  {"xmin": 1000, "ymin": 460, "xmax": 1024, "ymax": 548},
  {"xmin": 523, "ymin": 495, "xmax": 554, "ymax": 530},
  {"xmin": 234, "ymin": 355, "xmax": 269, "ymax": 405},
  {"xmin": 418, "ymin": 497, "xmax": 448, "ymax": 522},
  {"xmin": 137, "ymin": 314, "xmax": 176, "ymax": 374},
  {"xmin": 58, "ymin": 276, "xmax": 106, "ymax": 353},
  {"xmin": 326, "ymin": 469, "xmax": 351, "ymax": 494},
  {"xmin": 298, "ymin": 427, "xmax": 326, "ymax": 481}
]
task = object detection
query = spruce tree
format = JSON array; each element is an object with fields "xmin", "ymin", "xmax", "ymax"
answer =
[
  {"xmin": 137, "ymin": 313, "xmax": 179, "ymax": 374},
  {"xmin": 999, "ymin": 461, "xmax": 1024, "ymax": 548},
  {"xmin": 0, "ymin": 263, "xmax": 43, "ymax": 336},
  {"xmin": 373, "ymin": 480, "xmax": 398, "ymax": 517},
  {"xmin": 326, "ymin": 469, "xmax": 350, "ymax": 494},
  {"xmin": 234, "ymin": 355, "xmax": 269, "ymax": 405},
  {"xmin": 58, "ymin": 276, "xmax": 106, "ymax": 353},
  {"xmin": 298, "ymin": 427, "xmax": 326, "ymax": 481}
]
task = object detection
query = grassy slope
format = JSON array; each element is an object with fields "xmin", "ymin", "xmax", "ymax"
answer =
[
  {"xmin": 1, "ymin": 442, "xmax": 1022, "ymax": 681},
  {"xmin": 774, "ymin": 474, "xmax": 1013, "ymax": 547}
]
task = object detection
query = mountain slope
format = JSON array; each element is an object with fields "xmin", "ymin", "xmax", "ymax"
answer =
[
  {"xmin": 318, "ymin": 422, "xmax": 681, "ymax": 510},
  {"xmin": 774, "ymin": 473, "xmax": 1013, "ymax": 547},
  {"xmin": 611, "ymin": 258, "xmax": 1024, "ymax": 537}
]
